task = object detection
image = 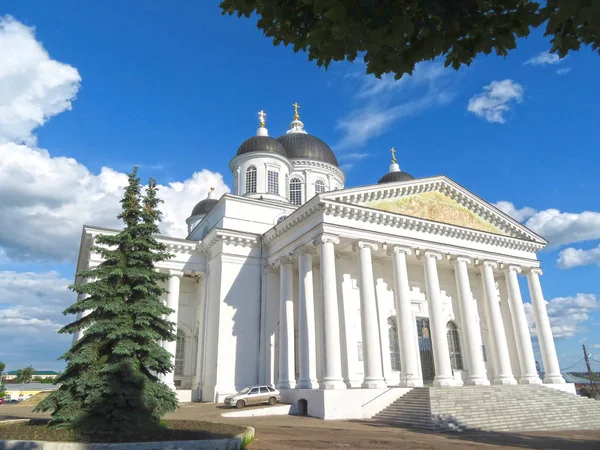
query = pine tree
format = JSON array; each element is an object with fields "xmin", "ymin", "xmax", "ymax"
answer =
[{"xmin": 36, "ymin": 168, "xmax": 178, "ymax": 436}]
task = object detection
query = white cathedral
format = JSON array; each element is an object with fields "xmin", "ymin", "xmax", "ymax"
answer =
[{"xmin": 73, "ymin": 106, "xmax": 574, "ymax": 419}]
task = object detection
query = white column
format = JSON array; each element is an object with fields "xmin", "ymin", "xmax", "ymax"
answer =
[
  {"xmin": 164, "ymin": 270, "xmax": 182, "ymax": 390},
  {"xmin": 263, "ymin": 266, "xmax": 279, "ymax": 386},
  {"xmin": 389, "ymin": 246, "xmax": 422, "ymax": 387},
  {"xmin": 355, "ymin": 241, "xmax": 387, "ymax": 389},
  {"xmin": 314, "ymin": 234, "xmax": 346, "ymax": 390},
  {"xmin": 277, "ymin": 257, "xmax": 296, "ymax": 389},
  {"xmin": 192, "ymin": 274, "xmax": 207, "ymax": 400},
  {"xmin": 526, "ymin": 268, "xmax": 565, "ymax": 384},
  {"xmin": 498, "ymin": 280, "xmax": 521, "ymax": 380},
  {"xmin": 297, "ymin": 249, "xmax": 319, "ymax": 389},
  {"xmin": 421, "ymin": 251, "xmax": 454, "ymax": 386},
  {"xmin": 452, "ymin": 257, "xmax": 489, "ymax": 385},
  {"xmin": 480, "ymin": 262, "xmax": 517, "ymax": 385},
  {"xmin": 503, "ymin": 266, "xmax": 541, "ymax": 384}
]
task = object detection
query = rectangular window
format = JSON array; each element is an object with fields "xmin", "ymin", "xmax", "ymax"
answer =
[
  {"xmin": 267, "ymin": 170, "xmax": 279, "ymax": 194},
  {"xmin": 357, "ymin": 342, "xmax": 364, "ymax": 362}
]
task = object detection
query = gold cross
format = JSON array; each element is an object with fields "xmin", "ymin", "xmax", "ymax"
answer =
[
  {"xmin": 258, "ymin": 110, "xmax": 266, "ymax": 127},
  {"xmin": 391, "ymin": 147, "xmax": 396, "ymax": 163},
  {"xmin": 292, "ymin": 102, "xmax": 300, "ymax": 120}
]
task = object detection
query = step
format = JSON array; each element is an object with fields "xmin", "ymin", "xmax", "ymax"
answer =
[{"xmin": 373, "ymin": 386, "xmax": 600, "ymax": 432}]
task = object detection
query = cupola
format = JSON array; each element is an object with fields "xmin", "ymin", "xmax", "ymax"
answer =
[
  {"xmin": 186, "ymin": 188, "xmax": 218, "ymax": 233},
  {"xmin": 377, "ymin": 147, "xmax": 415, "ymax": 184}
]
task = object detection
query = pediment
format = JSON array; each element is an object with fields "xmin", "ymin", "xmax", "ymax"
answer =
[{"xmin": 321, "ymin": 176, "xmax": 545, "ymax": 244}]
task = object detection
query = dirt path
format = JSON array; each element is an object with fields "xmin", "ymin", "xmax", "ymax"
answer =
[{"xmin": 2, "ymin": 402, "xmax": 600, "ymax": 449}]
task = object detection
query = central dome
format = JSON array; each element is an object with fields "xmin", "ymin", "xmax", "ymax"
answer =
[
  {"xmin": 277, "ymin": 133, "xmax": 338, "ymax": 167},
  {"xmin": 236, "ymin": 135, "xmax": 287, "ymax": 157}
]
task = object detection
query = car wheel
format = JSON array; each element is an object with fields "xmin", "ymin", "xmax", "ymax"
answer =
[
  {"xmin": 268, "ymin": 396, "xmax": 277, "ymax": 405},
  {"xmin": 236, "ymin": 400, "xmax": 245, "ymax": 409}
]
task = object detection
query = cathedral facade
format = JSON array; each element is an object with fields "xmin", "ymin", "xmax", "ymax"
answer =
[{"xmin": 73, "ymin": 108, "xmax": 573, "ymax": 419}]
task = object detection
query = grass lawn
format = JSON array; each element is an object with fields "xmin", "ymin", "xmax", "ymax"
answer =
[{"xmin": 0, "ymin": 419, "xmax": 247, "ymax": 443}]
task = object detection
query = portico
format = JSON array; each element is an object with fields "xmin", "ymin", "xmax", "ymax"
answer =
[{"xmin": 265, "ymin": 228, "xmax": 562, "ymax": 393}]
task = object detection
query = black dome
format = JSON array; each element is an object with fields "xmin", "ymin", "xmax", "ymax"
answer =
[
  {"xmin": 191, "ymin": 198, "xmax": 218, "ymax": 216},
  {"xmin": 378, "ymin": 171, "xmax": 415, "ymax": 184},
  {"xmin": 277, "ymin": 133, "xmax": 338, "ymax": 166},
  {"xmin": 236, "ymin": 136, "xmax": 287, "ymax": 157}
]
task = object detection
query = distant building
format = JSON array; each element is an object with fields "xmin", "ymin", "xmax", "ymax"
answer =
[
  {"xmin": 3, "ymin": 383, "xmax": 59, "ymax": 402},
  {"xmin": 3, "ymin": 370, "xmax": 60, "ymax": 381}
]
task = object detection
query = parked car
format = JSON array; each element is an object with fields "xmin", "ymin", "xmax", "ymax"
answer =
[
  {"xmin": 0, "ymin": 398, "xmax": 4, "ymax": 405},
  {"xmin": 224, "ymin": 385, "xmax": 280, "ymax": 409}
]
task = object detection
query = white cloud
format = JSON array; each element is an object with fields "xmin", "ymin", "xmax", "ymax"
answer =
[
  {"xmin": 0, "ymin": 271, "xmax": 74, "ymax": 370},
  {"xmin": 0, "ymin": 142, "xmax": 229, "ymax": 262},
  {"xmin": 0, "ymin": 16, "xmax": 81, "ymax": 145},
  {"xmin": 592, "ymin": 344, "xmax": 600, "ymax": 349},
  {"xmin": 494, "ymin": 201, "xmax": 600, "ymax": 249},
  {"xmin": 523, "ymin": 294, "xmax": 599, "ymax": 339},
  {"xmin": 494, "ymin": 201, "xmax": 536, "ymax": 222},
  {"xmin": 524, "ymin": 51, "xmax": 561, "ymax": 66},
  {"xmin": 467, "ymin": 80, "xmax": 524, "ymax": 124},
  {"xmin": 0, "ymin": 16, "xmax": 230, "ymax": 263},
  {"xmin": 558, "ymin": 245, "xmax": 600, "ymax": 269},
  {"xmin": 336, "ymin": 61, "xmax": 456, "ymax": 150},
  {"xmin": 556, "ymin": 67, "xmax": 572, "ymax": 76}
]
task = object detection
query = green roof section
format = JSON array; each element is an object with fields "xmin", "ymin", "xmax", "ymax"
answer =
[{"xmin": 6, "ymin": 370, "xmax": 60, "ymax": 375}]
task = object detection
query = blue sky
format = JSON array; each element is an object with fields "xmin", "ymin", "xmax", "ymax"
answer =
[{"xmin": 1, "ymin": 0, "xmax": 599, "ymax": 375}]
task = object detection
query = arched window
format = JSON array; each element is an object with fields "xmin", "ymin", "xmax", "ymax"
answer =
[
  {"xmin": 446, "ymin": 322, "xmax": 463, "ymax": 370},
  {"xmin": 289, "ymin": 178, "xmax": 302, "ymax": 205},
  {"xmin": 315, "ymin": 179, "xmax": 326, "ymax": 194},
  {"xmin": 245, "ymin": 165, "xmax": 257, "ymax": 194},
  {"xmin": 388, "ymin": 316, "xmax": 401, "ymax": 371},
  {"xmin": 267, "ymin": 169, "xmax": 279, "ymax": 194},
  {"xmin": 175, "ymin": 329, "xmax": 185, "ymax": 376}
]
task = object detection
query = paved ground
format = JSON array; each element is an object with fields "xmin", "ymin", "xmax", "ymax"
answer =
[{"xmin": 2, "ymin": 402, "xmax": 600, "ymax": 449}]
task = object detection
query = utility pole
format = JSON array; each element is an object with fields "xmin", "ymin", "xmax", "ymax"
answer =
[{"xmin": 583, "ymin": 344, "xmax": 597, "ymax": 398}]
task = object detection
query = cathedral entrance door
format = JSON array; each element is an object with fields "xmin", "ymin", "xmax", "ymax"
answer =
[{"xmin": 416, "ymin": 317, "xmax": 435, "ymax": 384}]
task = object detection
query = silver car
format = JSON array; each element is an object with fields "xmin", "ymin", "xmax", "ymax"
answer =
[{"xmin": 224, "ymin": 385, "xmax": 281, "ymax": 408}]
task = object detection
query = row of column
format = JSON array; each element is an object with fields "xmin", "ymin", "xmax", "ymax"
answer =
[{"xmin": 275, "ymin": 234, "xmax": 565, "ymax": 390}]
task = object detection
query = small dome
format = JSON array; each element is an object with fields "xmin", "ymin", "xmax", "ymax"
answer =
[
  {"xmin": 277, "ymin": 133, "xmax": 338, "ymax": 167},
  {"xmin": 236, "ymin": 136, "xmax": 287, "ymax": 157},
  {"xmin": 191, "ymin": 198, "xmax": 218, "ymax": 216},
  {"xmin": 378, "ymin": 170, "xmax": 415, "ymax": 184}
]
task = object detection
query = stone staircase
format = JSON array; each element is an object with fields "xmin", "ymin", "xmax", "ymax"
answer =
[{"xmin": 373, "ymin": 385, "xmax": 600, "ymax": 432}]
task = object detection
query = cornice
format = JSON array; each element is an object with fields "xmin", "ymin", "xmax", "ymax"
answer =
[
  {"xmin": 323, "ymin": 176, "xmax": 546, "ymax": 245},
  {"xmin": 290, "ymin": 159, "xmax": 346, "ymax": 182},
  {"xmin": 200, "ymin": 228, "xmax": 260, "ymax": 252},
  {"xmin": 83, "ymin": 226, "xmax": 197, "ymax": 256},
  {"xmin": 320, "ymin": 199, "xmax": 544, "ymax": 254},
  {"xmin": 263, "ymin": 199, "xmax": 323, "ymax": 244}
]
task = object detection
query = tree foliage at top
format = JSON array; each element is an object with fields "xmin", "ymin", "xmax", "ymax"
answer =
[
  {"xmin": 220, "ymin": 0, "xmax": 600, "ymax": 79},
  {"xmin": 35, "ymin": 168, "xmax": 178, "ymax": 436}
]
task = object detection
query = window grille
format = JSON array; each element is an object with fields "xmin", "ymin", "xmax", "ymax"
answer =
[
  {"xmin": 175, "ymin": 330, "xmax": 185, "ymax": 376},
  {"xmin": 245, "ymin": 165, "xmax": 257, "ymax": 194},
  {"xmin": 315, "ymin": 179, "xmax": 326, "ymax": 194},
  {"xmin": 267, "ymin": 170, "xmax": 279, "ymax": 194},
  {"xmin": 388, "ymin": 316, "xmax": 401, "ymax": 371},
  {"xmin": 446, "ymin": 322, "xmax": 463, "ymax": 370},
  {"xmin": 289, "ymin": 178, "xmax": 302, "ymax": 205}
]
